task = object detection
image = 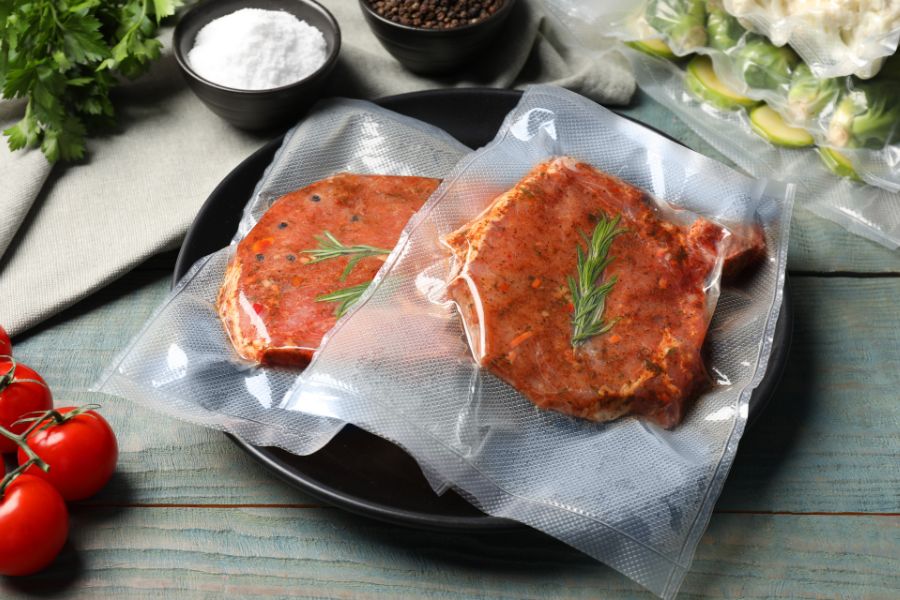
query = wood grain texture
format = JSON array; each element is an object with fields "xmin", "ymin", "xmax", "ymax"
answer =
[
  {"xmin": 12, "ymin": 268, "xmax": 900, "ymax": 513},
  {"xmin": 6, "ymin": 92, "xmax": 899, "ymax": 598},
  {"xmin": 619, "ymin": 93, "xmax": 900, "ymax": 274},
  {"xmin": 719, "ymin": 276, "xmax": 900, "ymax": 513},
  {"xmin": 0, "ymin": 507, "xmax": 895, "ymax": 599}
]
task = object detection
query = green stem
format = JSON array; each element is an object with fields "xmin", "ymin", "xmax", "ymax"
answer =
[
  {"xmin": 0, "ymin": 355, "xmax": 50, "ymax": 393},
  {"xmin": 121, "ymin": 0, "xmax": 149, "ymax": 45},
  {"xmin": 0, "ymin": 355, "xmax": 16, "ymax": 392},
  {"xmin": 301, "ymin": 231, "xmax": 391, "ymax": 281},
  {"xmin": 0, "ymin": 462, "xmax": 34, "ymax": 496},
  {"xmin": 0, "ymin": 424, "xmax": 49, "ymax": 496},
  {"xmin": 14, "ymin": 403, "xmax": 102, "ymax": 431}
]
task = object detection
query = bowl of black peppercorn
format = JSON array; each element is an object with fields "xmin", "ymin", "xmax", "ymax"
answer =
[{"xmin": 359, "ymin": 0, "xmax": 517, "ymax": 74}]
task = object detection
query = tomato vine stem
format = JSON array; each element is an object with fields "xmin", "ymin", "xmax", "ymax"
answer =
[
  {"xmin": 0, "ymin": 354, "xmax": 51, "ymax": 391},
  {"xmin": 14, "ymin": 404, "xmax": 102, "ymax": 432},
  {"xmin": 0, "ymin": 420, "xmax": 51, "ymax": 496},
  {"xmin": 0, "ymin": 355, "xmax": 15, "ymax": 390}
]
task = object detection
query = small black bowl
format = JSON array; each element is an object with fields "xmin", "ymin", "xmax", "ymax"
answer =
[
  {"xmin": 359, "ymin": 0, "xmax": 517, "ymax": 75},
  {"xmin": 173, "ymin": 0, "xmax": 341, "ymax": 130}
]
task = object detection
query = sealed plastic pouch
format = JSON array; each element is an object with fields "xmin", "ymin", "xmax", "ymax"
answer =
[
  {"xmin": 543, "ymin": 0, "xmax": 900, "ymax": 245},
  {"xmin": 94, "ymin": 99, "xmax": 469, "ymax": 454},
  {"xmin": 722, "ymin": 0, "xmax": 900, "ymax": 79},
  {"xmin": 441, "ymin": 156, "xmax": 739, "ymax": 428},
  {"xmin": 628, "ymin": 50, "xmax": 900, "ymax": 248},
  {"xmin": 286, "ymin": 85, "xmax": 792, "ymax": 598},
  {"xmin": 550, "ymin": 0, "xmax": 900, "ymax": 79},
  {"xmin": 547, "ymin": 0, "xmax": 900, "ymax": 196}
]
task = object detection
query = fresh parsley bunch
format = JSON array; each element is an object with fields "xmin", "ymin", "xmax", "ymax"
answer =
[{"xmin": 0, "ymin": 0, "xmax": 181, "ymax": 162}]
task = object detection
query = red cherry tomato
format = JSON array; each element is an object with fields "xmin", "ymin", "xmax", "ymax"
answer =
[
  {"xmin": 19, "ymin": 407, "xmax": 118, "ymax": 501},
  {"xmin": 0, "ymin": 359, "xmax": 53, "ymax": 454},
  {"xmin": 0, "ymin": 326, "xmax": 10, "ymax": 357},
  {"xmin": 0, "ymin": 474, "xmax": 68, "ymax": 576}
]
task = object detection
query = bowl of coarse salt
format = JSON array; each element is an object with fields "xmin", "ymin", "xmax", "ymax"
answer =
[{"xmin": 174, "ymin": 0, "xmax": 341, "ymax": 130}]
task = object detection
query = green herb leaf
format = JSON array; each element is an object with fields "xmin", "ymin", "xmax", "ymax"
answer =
[
  {"xmin": 61, "ymin": 15, "xmax": 109, "ymax": 65},
  {"xmin": 568, "ymin": 213, "xmax": 626, "ymax": 347},
  {"xmin": 0, "ymin": 0, "xmax": 180, "ymax": 162},
  {"xmin": 315, "ymin": 282, "xmax": 372, "ymax": 318},
  {"xmin": 301, "ymin": 231, "xmax": 391, "ymax": 281},
  {"xmin": 151, "ymin": 0, "xmax": 181, "ymax": 22},
  {"xmin": 3, "ymin": 110, "xmax": 40, "ymax": 151}
]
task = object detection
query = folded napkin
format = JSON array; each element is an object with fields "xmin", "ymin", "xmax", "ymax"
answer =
[{"xmin": 0, "ymin": 0, "xmax": 634, "ymax": 337}]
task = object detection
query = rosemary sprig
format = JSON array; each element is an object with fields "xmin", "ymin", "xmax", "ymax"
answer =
[
  {"xmin": 568, "ymin": 213, "xmax": 626, "ymax": 347},
  {"xmin": 316, "ymin": 282, "xmax": 372, "ymax": 318},
  {"xmin": 302, "ymin": 231, "xmax": 391, "ymax": 281},
  {"xmin": 302, "ymin": 231, "xmax": 390, "ymax": 317}
]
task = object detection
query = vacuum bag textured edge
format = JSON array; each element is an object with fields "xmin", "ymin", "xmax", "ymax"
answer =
[
  {"xmin": 93, "ymin": 98, "xmax": 471, "ymax": 456},
  {"xmin": 628, "ymin": 50, "xmax": 900, "ymax": 249},
  {"xmin": 285, "ymin": 85, "xmax": 794, "ymax": 598}
]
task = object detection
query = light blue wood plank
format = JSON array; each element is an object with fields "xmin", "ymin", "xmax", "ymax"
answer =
[
  {"xmin": 1, "ymin": 80, "xmax": 896, "ymax": 600},
  {"xmin": 719, "ymin": 276, "xmax": 900, "ymax": 512},
  {"xmin": 0, "ymin": 508, "xmax": 895, "ymax": 599},
  {"xmin": 11, "ymin": 269, "xmax": 316, "ymax": 506},
  {"xmin": 10, "ymin": 268, "xmax": 900, "ymax": 513}
]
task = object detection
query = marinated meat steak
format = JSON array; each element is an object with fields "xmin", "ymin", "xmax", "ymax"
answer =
[
  {"xmin": 444, "ymin": 158, "xmax": 759, "ymax": 428},
  {"xmin": 722, "ymin": 223, "xmax": 767, "ymax": 281},
  {"xmin": 219, "ymin": 174, "xmax": 440, "ymax": 366}
]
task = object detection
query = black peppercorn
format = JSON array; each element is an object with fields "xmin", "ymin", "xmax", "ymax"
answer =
[{"xmin": 368, "ymin": 0, "xmax": 505, "ymax": 30}]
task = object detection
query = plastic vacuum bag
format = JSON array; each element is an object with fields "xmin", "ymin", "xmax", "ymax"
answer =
[
  {"xmin": 219, "ymin": 172, "xmax": 443, "ymax": 365},
  {"xmin": 94, "ymin": 98, "xmax": 469, "ymax": 455},
  {"xmin": 628, "ymin": 50, "xmax": 900, "ymax": 248},
  {"xmin": 544, "ymin": 0, "xmax": 900, "ymax": 196},
  {"xmin": 441, "ymin": 156, "xmax": 738, "ymax": 429},
  {"xmin": 285, "ymin": 85, "xmax": 792, "ymax": 599},
  {"xmin": 722, "ymin": 0, "xmax": 900, "ymax": 79},
  {"xmin": 543, "ymin": 0, "xmax": 900, "ymax": 247},
  {"xmin": 551, "ymin": 0, "xmax": 900, "ymax": 79}
]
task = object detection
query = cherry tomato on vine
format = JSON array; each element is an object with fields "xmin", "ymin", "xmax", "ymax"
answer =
[
  {"xmin": 0, "ymin": 474, "xmax": 68, "ymax": 576},
  {"xmin": 0, "ymin": 325, "xmax": 10, "ymax": 357},
  {"xmin": 0, "ymin": 359, "xmax": 53, "ymax": 454},
  {"xmin": 19, "ymin": 407, "xmax": 118, "ymax": 501}
]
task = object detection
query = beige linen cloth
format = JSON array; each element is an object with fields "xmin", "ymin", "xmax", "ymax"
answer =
[{"xmin": 0, "ymin": 0, "xmax": 634, "ymax": 336}]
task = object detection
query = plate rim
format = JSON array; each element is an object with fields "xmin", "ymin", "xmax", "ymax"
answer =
[{"xmin": 174, "ymin": 87, "xmax": 792, "ymax": 532}]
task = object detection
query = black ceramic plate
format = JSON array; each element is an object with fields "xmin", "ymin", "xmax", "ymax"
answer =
[{"xmin": 174, "ymin": 89, "xmax": 792, "ymax": 532}]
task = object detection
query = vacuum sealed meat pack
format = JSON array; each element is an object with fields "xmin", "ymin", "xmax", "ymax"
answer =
[
  {"xmin": 95, "ymin": 99, "xmax": 468, "ymax": 455},
  {"xmin": 285, "ymin": 86, "xmax": 793, "ymax": 599}
]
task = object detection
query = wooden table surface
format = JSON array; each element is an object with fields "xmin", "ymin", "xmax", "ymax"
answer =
[{"xmin": 4, "ymin": 92, "xmax": 898, "ymax": 599}]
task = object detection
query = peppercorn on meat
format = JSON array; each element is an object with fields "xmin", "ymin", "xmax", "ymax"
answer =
[{"xmin": 218, "ymin": 173, "xmax": 440, "ymax": 366}]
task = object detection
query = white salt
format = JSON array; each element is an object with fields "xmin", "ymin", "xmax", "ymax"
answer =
[{"xmin": 188, "ymin": 8, "xmax": 328, "ymax": 91}]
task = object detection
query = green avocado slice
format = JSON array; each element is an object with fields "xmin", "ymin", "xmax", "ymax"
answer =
[
  {"xmin": 626, "ymin": 39, "xmax": 676, "ymax": 59},
  {"xmin": 685, "ymin": 55, "xmax": 758, "ymax": 110},
  {"xmin": 817, "ymin": 147, "xmax": 862, "ymax": 181},
  {"xmin": 749, "ymin": 105, "xmax": 815, "ymax": 147}
]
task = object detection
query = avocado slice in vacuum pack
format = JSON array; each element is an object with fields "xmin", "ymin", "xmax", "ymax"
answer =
[
  {"xmin": 749, "ymin": 105, "xmax": 815, "ymax": 147},
  {"xmin": 627, "ymin": 39, "xmax": 677, "ymax": 59},
  {"xmin": 817, "ymin": 147, "xmax": 862, "ymax": 181},
  {"xmin": 685, "ymin": 55, "xmax": 758, "ymax": 110}
]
